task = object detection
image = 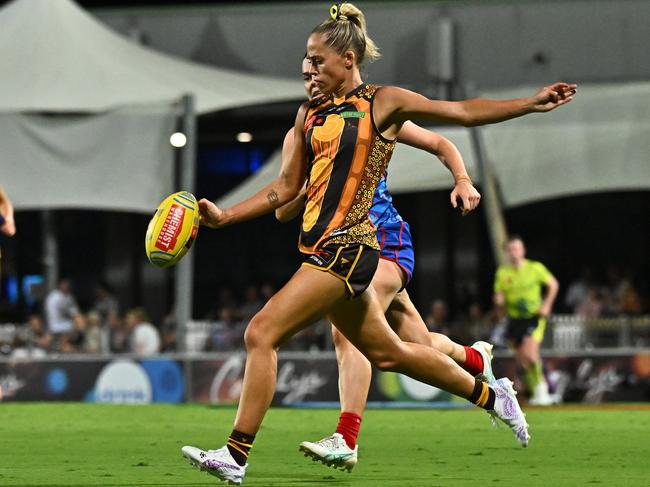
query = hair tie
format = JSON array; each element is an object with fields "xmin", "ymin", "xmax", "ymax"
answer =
[{"xmin": 330, "ymin": 4, "xmax": 342, "ymax": 21}]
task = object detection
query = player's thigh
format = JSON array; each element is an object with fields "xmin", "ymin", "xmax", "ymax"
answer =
[
  {"xmin": 246, "ymin": 266, "xmax": 347, "ymax": 349},
  {"xmin": 385, "ymin": 289, "xmax": 430, "ymax": 345},
  {"xmin": 371, "ymin": 259, "xmax": 405, "ymax": 312},
  {"xmin": 329, "ymin": 285, "xmax": 405, "ymax": 370}
]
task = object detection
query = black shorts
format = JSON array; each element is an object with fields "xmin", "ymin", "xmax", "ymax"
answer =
[
  {"xmin": 506, "ymin": 316, "xmax": 546, "ymax": 346},
  {"xmin": 302, "ymin": 244, "xmax": 379, "ymax": 297}
]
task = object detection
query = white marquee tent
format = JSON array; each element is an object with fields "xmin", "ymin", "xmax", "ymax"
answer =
[{"xmin": 0, "ymin": 0, "xmax": 304, "ymax": 212}]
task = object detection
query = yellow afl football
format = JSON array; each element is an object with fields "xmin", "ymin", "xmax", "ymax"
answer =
[{"xmin": 145, "ymin": 191, "xmax": 200, "ymax": 268}]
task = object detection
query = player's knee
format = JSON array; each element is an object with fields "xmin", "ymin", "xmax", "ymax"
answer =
[
  {"xmin": 244, "ymin": 312, "xmax": 275, "ymax": 350},
  {"xmin": 366, "ymin": 347, "xmax": 402, "ymax": 371}
]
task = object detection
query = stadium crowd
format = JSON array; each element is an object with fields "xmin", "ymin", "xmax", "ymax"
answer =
[{"xmin": 0, "ymin": 265, "xmax": 646, "ymax": 357}]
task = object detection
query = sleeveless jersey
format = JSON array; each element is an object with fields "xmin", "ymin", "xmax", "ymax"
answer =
[{"xmin": 300, "ymin": 83, "xmax": 396, "ymax": 254}]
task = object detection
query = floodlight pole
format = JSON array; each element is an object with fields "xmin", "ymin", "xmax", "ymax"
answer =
[{"xmin": 175, "ymin": 94, "xmax": 196, "ymax": 354}]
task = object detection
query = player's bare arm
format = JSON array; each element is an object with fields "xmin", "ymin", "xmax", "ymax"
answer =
[
  {"xmin": 275, "ymin": 127, "xmax": 307, "ymax": 223},
  {"xmin": 199, "ymin": 105, "xmax": 309, "ymax": 229},
  {"xmin": 373, "ymin": 83, "xmax": 577, "ymax": 136},
  {"xmin": 396, "ymin": 122, "xmax": 480, "ymax": 215}
]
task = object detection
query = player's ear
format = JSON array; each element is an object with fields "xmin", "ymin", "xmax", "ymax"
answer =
[{"xmin": 344, "ymin": 50, "xmax": 355, "ymax": 69}]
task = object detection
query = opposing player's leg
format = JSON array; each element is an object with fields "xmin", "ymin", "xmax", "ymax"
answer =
[
  {"xmin": 183, "ymin": 266, "xmax": 348, "ymax": 483},
  {"xmin": 386, "ymin": 290, "xmax": 494, "ymax": 382},
  {"xmin": 299, "ymin": 259, "xmax": 401, "ymax": 470},
  {"xmin": 330, "ymin": 285, "xmax": 529, "ymax": 447}
]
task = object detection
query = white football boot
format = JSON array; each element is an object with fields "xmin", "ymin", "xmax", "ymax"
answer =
[
  {"xmin": 182, "ymin": 445, "xmax": 247, "ymax": 485},
  {"xmin": 489, "ymin": 378, "xmax": 531, "ymax": 447},
  {"xmin": 299, "ymin": 432, "xmax": 358, "ymax": 472},
  {"xmin": 471, "ymin": 341, "xmax": 496, "ymax": 384}
]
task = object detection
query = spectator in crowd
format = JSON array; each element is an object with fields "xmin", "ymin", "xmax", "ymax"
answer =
[
  {"xmin": 91, "ymin": 281, "xmax": 120, "ymax": 330},
  {"xmin": 575, "ymin": 286, "xmax": 604, "ymax": 319},
  {"xmin": 464, "ymin": 302, "xmax": 491, "ymax": 343},
  {"xmin": 59, "ymin": 314, "xmax": 87, "ymax": 354},
  {"xmin": 239, "ymin": 285, "xmax": 263, "ymax": 323},
  {"xmin": 208, "ymin": 306, "xmax": 243, "ymax": 351},
  {"xmin": 45, "ymin": 278, "xmax": 80, "ymax": 336},
  {"xmin": 83, "ymin": 311, "xmax": 103, "ymax": 353},
  {"xmin": 616, "ymin": 279, "xmax": 643, "ymax": 315},
  {"xmin": 25, "ymin": 314, "xmax": 52, "ymax": 353},
  {"xmin": 108, "ymin": 314, "xmax": 129, "ymax": 353},
  {"xmin": 125, "ymin": 307, "xmax": 160, "ymax": 355},
  {"xmin": 160, "ymin": 310, "xmax": 177, "ymax": 352},
  {"xmin": 425, "ymin": 299, "xmax": 450, "ymax": 335},
  {"xmin": 564, "ymin": 268, "xmax": 593, "ymax": 313}
]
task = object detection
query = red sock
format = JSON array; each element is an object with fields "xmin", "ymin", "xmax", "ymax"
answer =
[
  {"xmin": 335, "ymin": 412, "xmax": 362, "ymax": 449},
  {"xmin": 463, "ymin": 346, "xmax": 484, "ymax": 377}
]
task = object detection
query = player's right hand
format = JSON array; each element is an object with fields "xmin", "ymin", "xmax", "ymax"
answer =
[
  {"xmin": 198, "ymin": 199, "xmax": 226, "ymax": 229},
  {"xmin": 450, "ymin": 182, "xmax": 481, "ymax": 216},
  {"xmin": 0, "ymin": 217, "xmax": 15, "ymax": 236},
  {"xmin": 530, "ymin": 82, "xmax": 577, "ymax": 112}
]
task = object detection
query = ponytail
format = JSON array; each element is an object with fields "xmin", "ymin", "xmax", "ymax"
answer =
[{"xmin": 312, "ymin": 3, "xmax": 380, "ymax": 66}]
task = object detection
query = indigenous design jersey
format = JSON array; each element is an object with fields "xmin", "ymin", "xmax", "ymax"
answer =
[{"xmin": 300, "ymin": 84, "xmax": 396, "ymax": 253}]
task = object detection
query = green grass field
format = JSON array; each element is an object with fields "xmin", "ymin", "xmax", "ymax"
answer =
[{"xmin": 1, "ymin": 404, "xmax": 649, "ymax": 487}]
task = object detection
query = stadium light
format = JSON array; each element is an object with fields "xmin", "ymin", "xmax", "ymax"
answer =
[
  {"xmin": 170, "ymin": 132, "xmax": 187, "ymax": 148},
  {"xmin": 236, "ymin": 132, "xmax": 253, "ymax": 143}
]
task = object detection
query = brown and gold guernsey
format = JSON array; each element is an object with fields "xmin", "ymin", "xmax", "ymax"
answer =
[{"xmin": 299, "ymin": 83, "xmax": 396, "ymax": 254}]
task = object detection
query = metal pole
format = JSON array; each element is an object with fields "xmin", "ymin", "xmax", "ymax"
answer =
[
  {"xmin": 468, "ymin": 124, "xmax": 508, "ymax": 267},
  {"xmin": 42, "ymin": 210, "xmax": 58, "ymax": 290},
  {"xmin": 175, "ymin": 94, "xmax": 196, "ymax": 354}
]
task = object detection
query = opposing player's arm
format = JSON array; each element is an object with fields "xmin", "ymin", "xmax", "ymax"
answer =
[
  {"xmin": 199, "ymin": 105, "xmax": 309, "ymax": 229},
  {"xmin": 376, "ymin": 83, "xmax": 577, "ymax": 129},
  {"xmin": 396, "ymin": 122, "xmax": 480, "ymax": 215},
  {"xmin": 275, "ymin": 128, "xmax": 307, "ymax": 223},
  {"xmin": 0, "ymin": 185, "xmax": 16, "ymax": 236}
]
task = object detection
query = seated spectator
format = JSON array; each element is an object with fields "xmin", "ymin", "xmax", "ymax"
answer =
[
  {"xmin": 91, "ymin": 281, "xmax": 120, "ymax": 330},
  {"xmin": 564, "ymin": 268, "xmax": 593, "ymax": 313},
  {"xmin": 125, "ymin": 307, "xmax": 160, "ymax": 355},
  {"xmin": 425, "ymin": 299, "xmax": 450, "ymax": 335},
  {"xmin": 108, "ymin": 314, "xmax": 128, "ymax": 353},
  {"xmin": 59, "ymin": 314, "xmax": 87, "ymax": 354},
  {"xmin": 25, "ymin": 314, "xmax": 52, "ymax": 352},
  {"xmin": 160, "ymin": 311, "xmax": 177, "ymax": 352},
  {"xmin": 83, "ymin": 311, "xmax": 103, "ymax": 353},
  {"xmin": 208, "ymin": 306, "xmax": 244, "ymax": 351},
  {"xmin": 575, "ymin": 287, "xmax": 604, "ymax": 319},
  {"xmin": 239, "ymin": 285, "xmax": 263, "ymax": 323},
  {"xmin": 617, "ymin": 279, "xmax": 643, "ymax": 315}
]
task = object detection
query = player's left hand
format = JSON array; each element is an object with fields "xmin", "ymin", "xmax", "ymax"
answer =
[
  {"xmin": 531, "ymin": 82, "xmax": 577, "ymax": 112},
  {"xmin": 0, "ymin": 217, "xmax": 15, "ymax": 236},
  {"xmin": 450, "ymin": 182, "xmax": 481, "ymax": 216},
  {"xmin": 198, "ymin": 198, "xmax": 227, "ymax": 228}
]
